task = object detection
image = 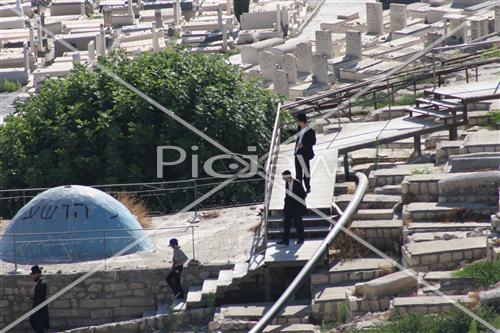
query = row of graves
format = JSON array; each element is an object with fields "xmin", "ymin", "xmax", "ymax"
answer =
[
  {"xmin": 0, "ymin": 0, "xmax": 311, "ymax": 92},
  {"xmin": 233, "ymin": 0, "xmax": 500, "ymax": 99}
]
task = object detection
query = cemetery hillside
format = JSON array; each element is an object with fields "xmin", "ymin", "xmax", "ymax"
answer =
[{"xmin": 1, "ymin": 0, "xmax": 500, "ymax": 332}]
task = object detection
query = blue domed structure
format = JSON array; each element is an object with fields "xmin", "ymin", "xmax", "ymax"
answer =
[{"xmin": 0, "ymin": 185, "xmax": 154, "ymax": 264}]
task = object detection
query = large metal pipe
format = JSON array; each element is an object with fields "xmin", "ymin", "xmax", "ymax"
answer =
[{"xmin": 250, "ymin": 171, "xmax": 368, "ymax": 333}]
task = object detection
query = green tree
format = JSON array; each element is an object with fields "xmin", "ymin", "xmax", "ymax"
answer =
[{"xmin": 0, "ymin": 49, "xmax": 283, "ymax": 191}]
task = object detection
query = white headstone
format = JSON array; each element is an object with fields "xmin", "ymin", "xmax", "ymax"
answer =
[
  {"xmin": 450, "ymin": 18, "xmax": 467, "ymax": 43},
  {"xmin": 72, "ymin": 52, "xmax": 81, "ymax": 67},
  {"xmin": 222, "ymin": 24, "xmax": 228, "ymax": 52},
  {"xmin": 315, "ymin": 30, "xmax": 333, "ymax": 58},
  {"xmin": 174, "ymin": 0, "xmax": 180, "ymax": 27},
  {"xmin": 217, "ymin": 4, "xmax": 223, "ymax": 31},
  {"xmin": 128, "ymin": 0, "xmax": 133, "ymax": 16},
  {"xmin": 273, "ymin": 70, "xmax": 288, "ymax": 97},
  {"xmin": 345, "ymin": 30, "xmax": 361, "ymax": 59},
  {"xmin": 282, "ymin": 53, "xmax": 297, "ymax": 83},
  {"xmin": 88, "ymin": 40, "xmax": 95, "ymax": 62},
  {"xmin": 103, "ymin": 9, "xmax": 112, "ymax": 27},
  {"xmin": 366, "ymin": 2, "xmax": 383, "ymax": 35},
  {"xmin": 276, "ymin": 4, "xmax": 282, "ymax": 34},
  {"xmin": 16, "ymin": 0, "xmax": 24, "ymax": 15},
  {"xmin": 97, "ymin": 25, "xmax": 106, "ymax": 55},
  {"xmin": 470, "ymin": 19, "xmax": 482, "ymax": 41},
  {"xmin": 296, "ymin": 41, "xmax": 313, "ymax": 74},
  {"xmin": 23, "ymin": 41, "xmax": 30, "ymax": 73},
  {"xmin": 496, "ymin": 5, "xmax": 500, "ymax": 33},
  {"xmin": 36, "ymin": 18, "xmax": 45, "ymax": 52},
  {"xmin": 312, "ymin": 54, "xmax": 328, "ymax": 85},
  {"xmin": 29, "ymin": 25, "xmax": 35, "ymax": 52},
  {"xmin": 390, "ymin": 3, "xmax": 407, "ymax": 32},
  {"xmin": 226, "ymin": 0, "xmax": 232, "ymax": 15},
  {"xmin": 259, "ymin": 51, "xmax": 275, "ymax": 81},
  {"xmin": 155, "ymin": 9, "xmax": 163, "ymax": 28},
  {"xmin": 152, "ymin": 23, "xmax": 160, "ymax": 52},
  {"xmin": 80, "ymin": 1, "xmax": 86, "ymax": 16},
  {"xmin": 137, "ymin": 0, "xmax": 142, "ymax": 9}
]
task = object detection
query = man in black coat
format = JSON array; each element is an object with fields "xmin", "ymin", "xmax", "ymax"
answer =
[
  {"xmin": 29, "ymin": 265, "xmax": 50, "ymax": 333},
  {"xmin": 278, "ymin": 170, "xmax": 307, "ymax": 246},
  {"xmin": 294, "ymin": 113, "xmax": 316, "ymax": 194}
]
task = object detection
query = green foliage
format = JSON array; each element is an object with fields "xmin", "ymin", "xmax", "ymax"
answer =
[
  {"xmin": 0, "ymin": 49, "xmax": 281, "ymax": 191},
  {"xmin": 454, "ymin": 260, "xmax": 500, "ymax": 286},
  {"xmin": 480, "ymin": 47, "xmax": 500, "ymax": 60},
  {"xmin": 355, "ymin": 306, "xmax": 500, "ymax": 333},
  {"xmin": 0, "ymin": 80, "xmax": 22, "ymax": 93},
  {"xmin": 410, "ymin": 168, "xmax": 433, "ymax": 175}
]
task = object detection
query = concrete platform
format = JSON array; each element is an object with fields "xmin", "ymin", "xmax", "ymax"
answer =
[
  {"xmin": 264, "ymin": 239, "xmax": 322, "ymax": 266},
  {"xmin": 427, "ymin": 80, "xmax": 500, "ymax": 102}
]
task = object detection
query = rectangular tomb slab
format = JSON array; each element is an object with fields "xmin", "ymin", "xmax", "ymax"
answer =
[{"xmin": 330, "ymin": 258, "xmax": 396, "ymax": 273}]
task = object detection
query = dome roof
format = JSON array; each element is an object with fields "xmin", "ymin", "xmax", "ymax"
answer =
[{"xmin": 0, "ymin": 185, "xmax": 154, "ymax": 264}]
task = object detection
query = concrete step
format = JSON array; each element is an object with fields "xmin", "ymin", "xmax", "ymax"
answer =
[
  {"xmin": 336, "ymin": 194, "xmax": 400, "ymax": 210},
  {"xmin": 232, "ymin": 262, "xmax": 249, "ymax": 279},
  {"xmin": 269, "ymin": 207, "xmax": 332, "ymax": 217},
  {"xmin": 368, "ymin": 164, "xmax": 436, "ymax": 188},
  {"xmin": 263, "ymin": 324, "xmax": 318, "ymax": 332},
  {"xmin": 403, "ymin": 202, "xmax": 496, "ymax": 223},
  {"xmin": 353, "ymin": 209, "xmax": 394, "ymax": 220},
  {"xmin": 406, "ymin": 230, "xmax": 488, "ymax": 243},
  {"xmin": 350, "ymin": 219, "xmax": 403, "ymax": 251},
  {"xmin": 374, "ymin": 184, "xmax": 402, "ymax": 195},
  {"xmin": 268, "ymin": 226, "xmax": 332, "ymax": 239},
  {"xmin": 216, "ymin": 269, "xmax": 234, "ymax": 291},
  {"xmin": 217, "ymin": 303, "xmax": 311, "ymax": 324},
  {"xmin": 311, "ymin": 284, "xmax": 354, "ymax": 322},
  {"xmin": 268, "ymin": 215, "xmax": 334, "ymax": 229},
  {"xmin": 402, "ymin": 236, "xmax": 487, "ymax": 272},
  {"xmin": 186, "ymin": 285, "xmax": 203, "ymax": 307},
  {"xmin": 391, "ymin": 295, "xmax": 474, "ymax": 315},
  {"xmin": 351, "ymin": 148, "xmax": 414, "ymax": 164},
  {"xmin": 311, "ymin": 258, "xmax": 397, "ymax": 287}
]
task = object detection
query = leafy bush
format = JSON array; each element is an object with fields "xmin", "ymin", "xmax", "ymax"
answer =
[
  {"xmin": 454, "ymin": 260, "xmax": 500, "ymax": 286},
  {"xmin": 480, "ymin": 47, "xmax": 500, "ymax": 60},
  {"xmin": 0, "ymin": 80, "xmax": 22, "ymax": 93},
  {"xmin": 0, "ymin": 49, "xmax": 283, "ymax": 191}
]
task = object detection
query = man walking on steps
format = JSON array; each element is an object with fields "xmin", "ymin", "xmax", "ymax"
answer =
[
  {"xmin": 278, "ymin": 170, "xmax": 307, "ymax": 246},
  {"xmin": 294, "ymin": 113, "xmax": 316, "ymax": 194},
  {"xmin": 166, "ymin": 238, "xmax": 188, "ymax": 300}
]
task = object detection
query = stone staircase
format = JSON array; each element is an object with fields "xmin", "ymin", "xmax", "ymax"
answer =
[
  {"xmin": 185, "ymin": 255, "xmax": 264, "ymax": 309},
  {"xmin": 334, "ymin": 191, "xmax": 402, "ymax": 251},
  {"xmin": 208, "ymin": 303, "xmax": 317, "ymax": 333}
]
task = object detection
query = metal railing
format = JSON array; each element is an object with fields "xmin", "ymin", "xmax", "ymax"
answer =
[
  {"xmin": 249, "ymin": 171, "xmax": 368, "ymax": 333},
  {"xmin": 0, "ymin": 176, "xmax": 265, "ymax": 218},
  {"xmin": 0, "ymin": 226, "xmax": 198, "ymax": 272},
  {"xmin": 262, "ymin": 102, "xmax": 282, "ymax": 245}
]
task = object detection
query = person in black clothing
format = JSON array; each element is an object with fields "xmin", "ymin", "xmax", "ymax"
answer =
[
  {"xmin": 166, "ymin": 238, "xmax": 189, "ymax": 300},
  {"xmin": 29, "ymin": 265, "xmax": 49, "ymax": 333},
  {"xmin": 294, "ymin": 113, "xmax": 316, "ymax": 194},
  {"xmin": 278, "ymin": 170, "xmax": 307, "ymax": 246}
]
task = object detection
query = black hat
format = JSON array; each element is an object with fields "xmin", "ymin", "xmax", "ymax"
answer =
[
  {"xmin": 282, "ymin": 170, "xmax": 292, "ymax": 176},
  {"xmin": 169, "ymin": 238, "xmax": 178, "ymax": 247},
  {"xmin": 296, "ymin": 113, "xmax": 307, "ymax": 123},
  {"xmin": 30, "ymin": 265, "xmax": 42, "ymax": 275}
]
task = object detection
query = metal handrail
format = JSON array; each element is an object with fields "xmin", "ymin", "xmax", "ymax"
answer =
[
  {"xmin": 249, "ymin": 171, "xmax": 368, "ymax": 333},
  {"xmin": 263, "ymin": 102, "xmax": 282, "ymax": 245}
]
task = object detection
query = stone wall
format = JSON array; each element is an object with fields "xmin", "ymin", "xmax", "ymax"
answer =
[
  {"xmin": 0, "ymin": 264, "xmax": 229, "ymax": 332},
  {"xmin": 62, "ymin": 308, "xmax": 215, "ymax": 333}
]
